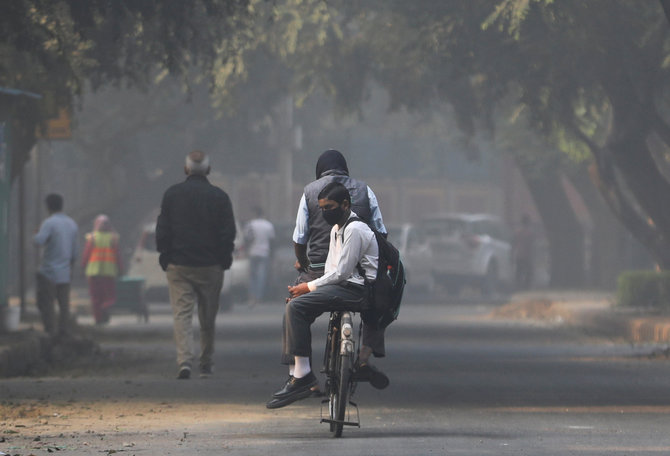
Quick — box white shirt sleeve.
[367,187,387,234]
[292,194,310,244]
[33,219,51,245]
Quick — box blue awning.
[0,87,41,99]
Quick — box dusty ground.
[3,292,664,456]
[491,298,575,323]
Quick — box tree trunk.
[516,160,585,287]
[567,165,628,287]
[595,75,670,269]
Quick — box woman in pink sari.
[81,215,122,324]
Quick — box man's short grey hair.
[185,150,210,175]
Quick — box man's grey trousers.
[281,283,385,364]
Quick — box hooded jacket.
[303,150,371,267]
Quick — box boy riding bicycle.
[267,182,389,409]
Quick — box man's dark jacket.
[156,174,236,270]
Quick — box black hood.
[315,149,349,179]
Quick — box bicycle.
[320,310,360,438]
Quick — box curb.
[495,292,670,345]
[584,312,670,344]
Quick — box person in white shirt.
[267,182,388,409]
[33,193,79,337]
[243,207,275,306]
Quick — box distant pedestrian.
[244,206,275,306]
[33,193,79,338]
[156,150,237,379]
[81,215,122,325]
[512,213,535,290]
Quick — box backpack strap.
[340,216,372,286]
[340,216,365,235]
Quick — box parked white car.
[419,213,513,296]
[126,222,250,310]
[386,223,436,294]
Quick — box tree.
[0,0,254,179]
[281,0,669,283]
[480,0,670,270]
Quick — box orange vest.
[85,231,119,277]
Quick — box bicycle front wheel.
[330,352,352,438]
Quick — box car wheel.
[482,260,499,297]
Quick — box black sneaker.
[177,366,191,380]
[352,362,389,389]
[199,365,213,378]
[266,372,318,409]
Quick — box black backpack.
[343,217,406,330]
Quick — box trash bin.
[115,276,148,322]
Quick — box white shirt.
[244,218,275,258]
[308,212,378,291]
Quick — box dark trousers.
[36,272,71,336]
[281,283,385,364]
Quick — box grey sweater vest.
[304,171,371,267]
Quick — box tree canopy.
[289,0,670,273]
[0,0,253,178]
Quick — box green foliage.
[1,0,254,111]
[482,0,553,39]
[0,0,254,177]
[616,270,670,310]
[208,0,347,113]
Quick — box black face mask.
[322,205,345,226]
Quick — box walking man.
[156,150,237,379]
[33,193,79,338]
[244,206,275,306]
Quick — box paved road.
[2,297,670,455]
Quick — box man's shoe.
[352,362,389,389]
[266,372,318,409]
[272,375,294,398]
[177,366,191,380]
[199,364,213,378]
